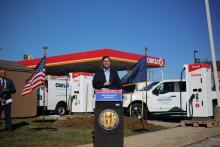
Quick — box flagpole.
[43,46,48,129]
[145,47,148,124]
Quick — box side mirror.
[153,89,159,96]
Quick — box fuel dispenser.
[185,63,213,119]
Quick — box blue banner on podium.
[96,90,122,101]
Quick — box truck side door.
[149,82,177,112]
[176,81,187,111]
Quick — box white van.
[123,79,187,118]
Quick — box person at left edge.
[92,56,122,90]
[0,68,16,132]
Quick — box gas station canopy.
[17,48,165,75]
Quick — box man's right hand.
[0,97,3,103]
[2,88,9,92]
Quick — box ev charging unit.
[185,63,213,119]
[69,72,95,113]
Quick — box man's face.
[0,69,5,77]
[103,58,111,69]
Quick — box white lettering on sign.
[157,96,172,104]
[147,57,164,66]
[55,83,69,88]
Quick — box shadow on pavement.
[31,119,57,123]
[149,113,188,123]
[30,127,58,131]
[132,128,156,133]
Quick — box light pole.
[193,50,200,63]
[194,50,198,63]
[205,0,220,106]
[159,70,164,80]
[43,46,48,56]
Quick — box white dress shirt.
[103,68,110,82]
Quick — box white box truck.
[37,75,71,115]
[37,73,94,115]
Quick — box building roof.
[17,48,165,75]
[0,60,32,72]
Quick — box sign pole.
[42,46,48,129]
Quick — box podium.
[94,90,123,147]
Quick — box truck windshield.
[146,82,159,91]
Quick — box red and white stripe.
[21,71,45,96]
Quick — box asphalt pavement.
[185,134,220,147]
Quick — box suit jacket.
[0,77,16,100]
[92,69,122,90]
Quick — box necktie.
[0,78,4,96]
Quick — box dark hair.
[102,56,111,62]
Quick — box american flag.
[21,56,46,96]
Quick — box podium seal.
[98,109,119,130]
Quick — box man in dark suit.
[0,68,16,132]
[93,56,122,90]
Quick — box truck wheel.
[130,103,146,119]
[55,103,67,116]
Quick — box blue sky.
[0,0,219,80]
